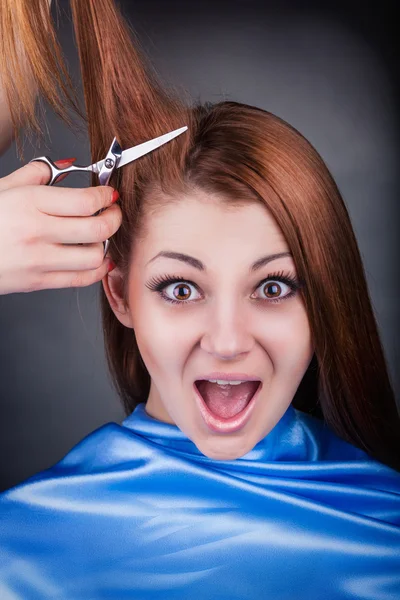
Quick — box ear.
[101,267,134,329]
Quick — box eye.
[162,281,201,304]
[145,275,201,305]
[251,275,297,303]
[145,270,301,306]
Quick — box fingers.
[3,182,120,244]
[29,254,116,292]
[41,202,123,245]
[0,158,76,192]
[34,184,117,217]
[35,241,112,272]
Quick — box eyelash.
[145,270,302,306]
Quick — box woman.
[0,1,399,598]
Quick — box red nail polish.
[108,260,116,272]
[54,157,77,167]
[111,190,120,204]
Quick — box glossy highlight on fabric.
[0,402,399,599]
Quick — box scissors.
[30,126,188,256]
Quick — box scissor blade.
[119,126,188,168]
[92,126,188,173]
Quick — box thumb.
[0,158,76,191]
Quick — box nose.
[200,300,254,360]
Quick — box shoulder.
[292,408,400,488]
[292,408,369,461]
[0,419,150,501]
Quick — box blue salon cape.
[0,403,399,600]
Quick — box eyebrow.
[146,250,292,272]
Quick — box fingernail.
[54,157,77,167]
[111,190,120,204]
[108,260,116,272]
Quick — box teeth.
[206,379,245,385]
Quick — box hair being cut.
[1,0,399,471]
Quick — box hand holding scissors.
[30,126,188,256]
[0,126,187,296]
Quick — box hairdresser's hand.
[0,159,122,295]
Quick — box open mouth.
[195,380,261,419]
[193,379,262,434]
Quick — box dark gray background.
[0,0,398,492]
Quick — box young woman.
[0,1,399,598]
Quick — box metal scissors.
[29,126,188,256]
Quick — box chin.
[195,435,253,461]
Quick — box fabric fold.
[0,402,399,599]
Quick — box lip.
[193,380,262,434]
[195,372,262,382]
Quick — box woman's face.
[104,189,313,460]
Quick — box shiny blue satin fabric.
[0,403,399,599]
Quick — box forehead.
[141,190,289,252]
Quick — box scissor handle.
[29,156,89,186]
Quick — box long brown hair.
[2,0,399,471]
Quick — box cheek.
[259,304,313,371]
[131,299,193,375]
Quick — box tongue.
[196,381,259,419]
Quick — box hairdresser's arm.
[0,85,15,156]
[0,0,52,156]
